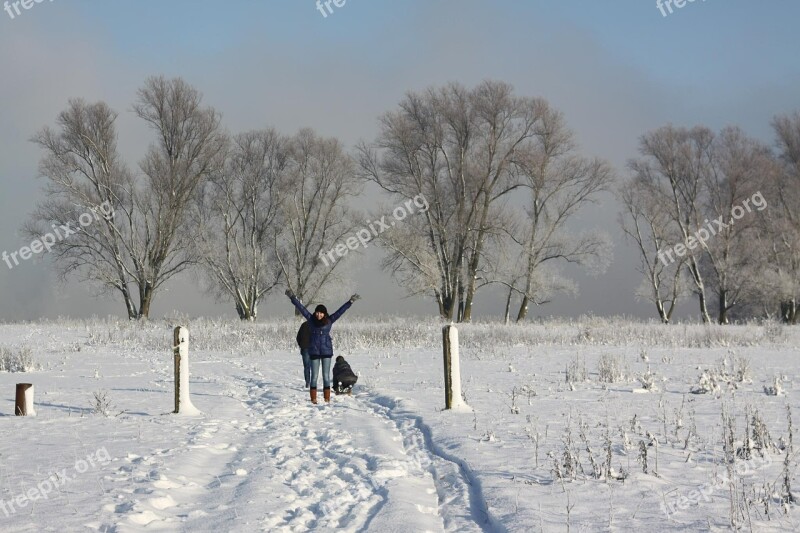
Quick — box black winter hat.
[314,304,328,315]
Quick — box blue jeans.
[300,349,311,387]
[309,357,332,389]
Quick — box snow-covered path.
[82,356,485,532]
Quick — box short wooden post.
[442,324,464,409]
[173,326,200,415]
[15,383,35,416]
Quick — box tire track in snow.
[365,394,507,533]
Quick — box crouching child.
[332,355,358,395]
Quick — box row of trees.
[26,76,799,323]
[27,77,612,322]
[27,78,357,320]
[619,116,800,324]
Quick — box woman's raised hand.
[349,293,361,303]
[285,288,295,299]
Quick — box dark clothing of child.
[296,322,312,388]
[296,321,311,349]
[332,355,358,393]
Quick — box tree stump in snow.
[442,325,464,410]
[15,383,35,416]
[172,326,200,415]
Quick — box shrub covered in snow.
[565,356,588,386]
[637,367,659,391]
[0,346,37,372]
[690,370,722,395]
[764,376,784,396]
[690,355,752,395]
[597,353,628,383]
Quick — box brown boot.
[310,388,318,404]
[323,387,331,403]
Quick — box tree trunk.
[782,299,797,324]
[457,283,465,323]
[462,267,475,322]
[516,247,538,323]
[462,295,473,322]
[236,300,257,321]
[696,290,711,324]
[462,227,486,323]
[516,295,529,323]
[718,290,730,325]
[436,291,446,319]
[503,286,513,325]
[121,284,137,320]
[665,298,676,324]
[656,299,669,324]
[138,283,154,319]
[686,259,711,323]
[439,293,456,321]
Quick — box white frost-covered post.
[442,324,464,409]
[173,326,200,415]
[14,383,35,416]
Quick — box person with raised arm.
[285,289,360,404]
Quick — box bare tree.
[359,81,544,321]
[765,112,800,322]
[701,127,772,324]
[629,126,715,323]
[277,128,358,310]
[28,77,225,319]
[618,175,687,323]
[127,76,226,318]
[194,129,287,320]
[482,200,601,324]
[510,104,614,322]
[27,99,140,317]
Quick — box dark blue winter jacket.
[290,295,352,358]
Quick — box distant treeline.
[25,77,800,324]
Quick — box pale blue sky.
[1,1,798,321]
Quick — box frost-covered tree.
[629,126,715,323]
[194,129,288,320]
[700,127,773,324]
[27,76,225,319]
[27,99,139,317]
[277,129,359,311]
[127,76,226,318]
[760,112,800,322]
[509,103,613,322]
[618,175,687,323]
[359,81,559,321]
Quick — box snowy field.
[0,317,798,532]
